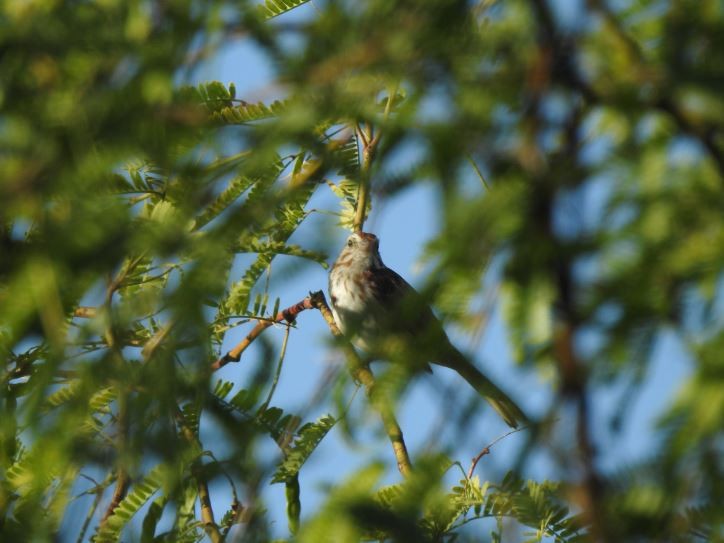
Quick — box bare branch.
[212,296,314,371]
[467,425,531,479]
[99,471,129,526]
[175,408,224,543]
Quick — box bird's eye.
[346,239,354,247]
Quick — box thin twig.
[356,122,369,148]
[467,424,531,479]
[99,270,131,528]
[260,324,291,411]
[141,320,176,360]
[175,408,224,543]
[353,84,396,231]
[198,474,223,543]
[98,392,130,526]
[76,484,105,543]
[465,152,490,189]
[73,306,98,319]
[205,451,242,520]
[107,253,148,298]
[211,297,314,371]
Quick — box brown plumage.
[329,231,527,428]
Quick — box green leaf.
[180,401,201,437]
[141,496,167,543]
[286,474,301,534]
[212,100,287,124]
[473,473,585,542]
[212,379,235,400]
[193,175,259,230]
[95,466,165,543]
[256,405,302,447]
[190,81,235,111]
[211,386,303,449]
[89,386,116,413]
[271,414,336,483]
[236,240,328,268]
[224,165,318,315]
[169,478,202,542]
[334,136,360,181]
[43,381,82,410]
[257,0,312,20]
[326,177,365,230]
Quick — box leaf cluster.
[1,0,723,541]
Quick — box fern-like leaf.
[478,472,586,542]
[224,166,318,315]
[257,0,312,20]
[168,479,202,542]
[236,240,328,268]
[212,100,287,124]
[180,401,202,437]
[374,484,404,508]
[211,388,302,450]
[334,136,360,181]
[95,465,165,543]
[256,405,302,448]
[43,381,82,411]
[190,81,235,112]
[271,414,336,483]
[193,175,260,230]
[89,386,116,413]
[327,177,365,230]
[221,160,284,315]
[141,496,168,543]
[212,379,235,401]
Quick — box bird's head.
[336,231,384,269]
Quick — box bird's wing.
[364,267,428,319]
[364,267,448,346]
[365,269,527,428]
[364,266,413,302]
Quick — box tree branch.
[211,297,314,371]
[353,84,396,231]
[213,289,412,476]
[73,306,98,319]
[176,409,224,543]
[99,470,129,526]
[197,470,223,543]
[521,7,607,535]
[353,126,376,232]
[309,290,412,477]
[99,272,131,529]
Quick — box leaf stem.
[260,324,291,411]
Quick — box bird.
[328,230,527,428]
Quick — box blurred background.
[1,0,722,541]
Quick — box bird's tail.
[437,350,527,428]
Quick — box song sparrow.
[329,231,526,428]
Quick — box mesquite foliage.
[1,0,723,541]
